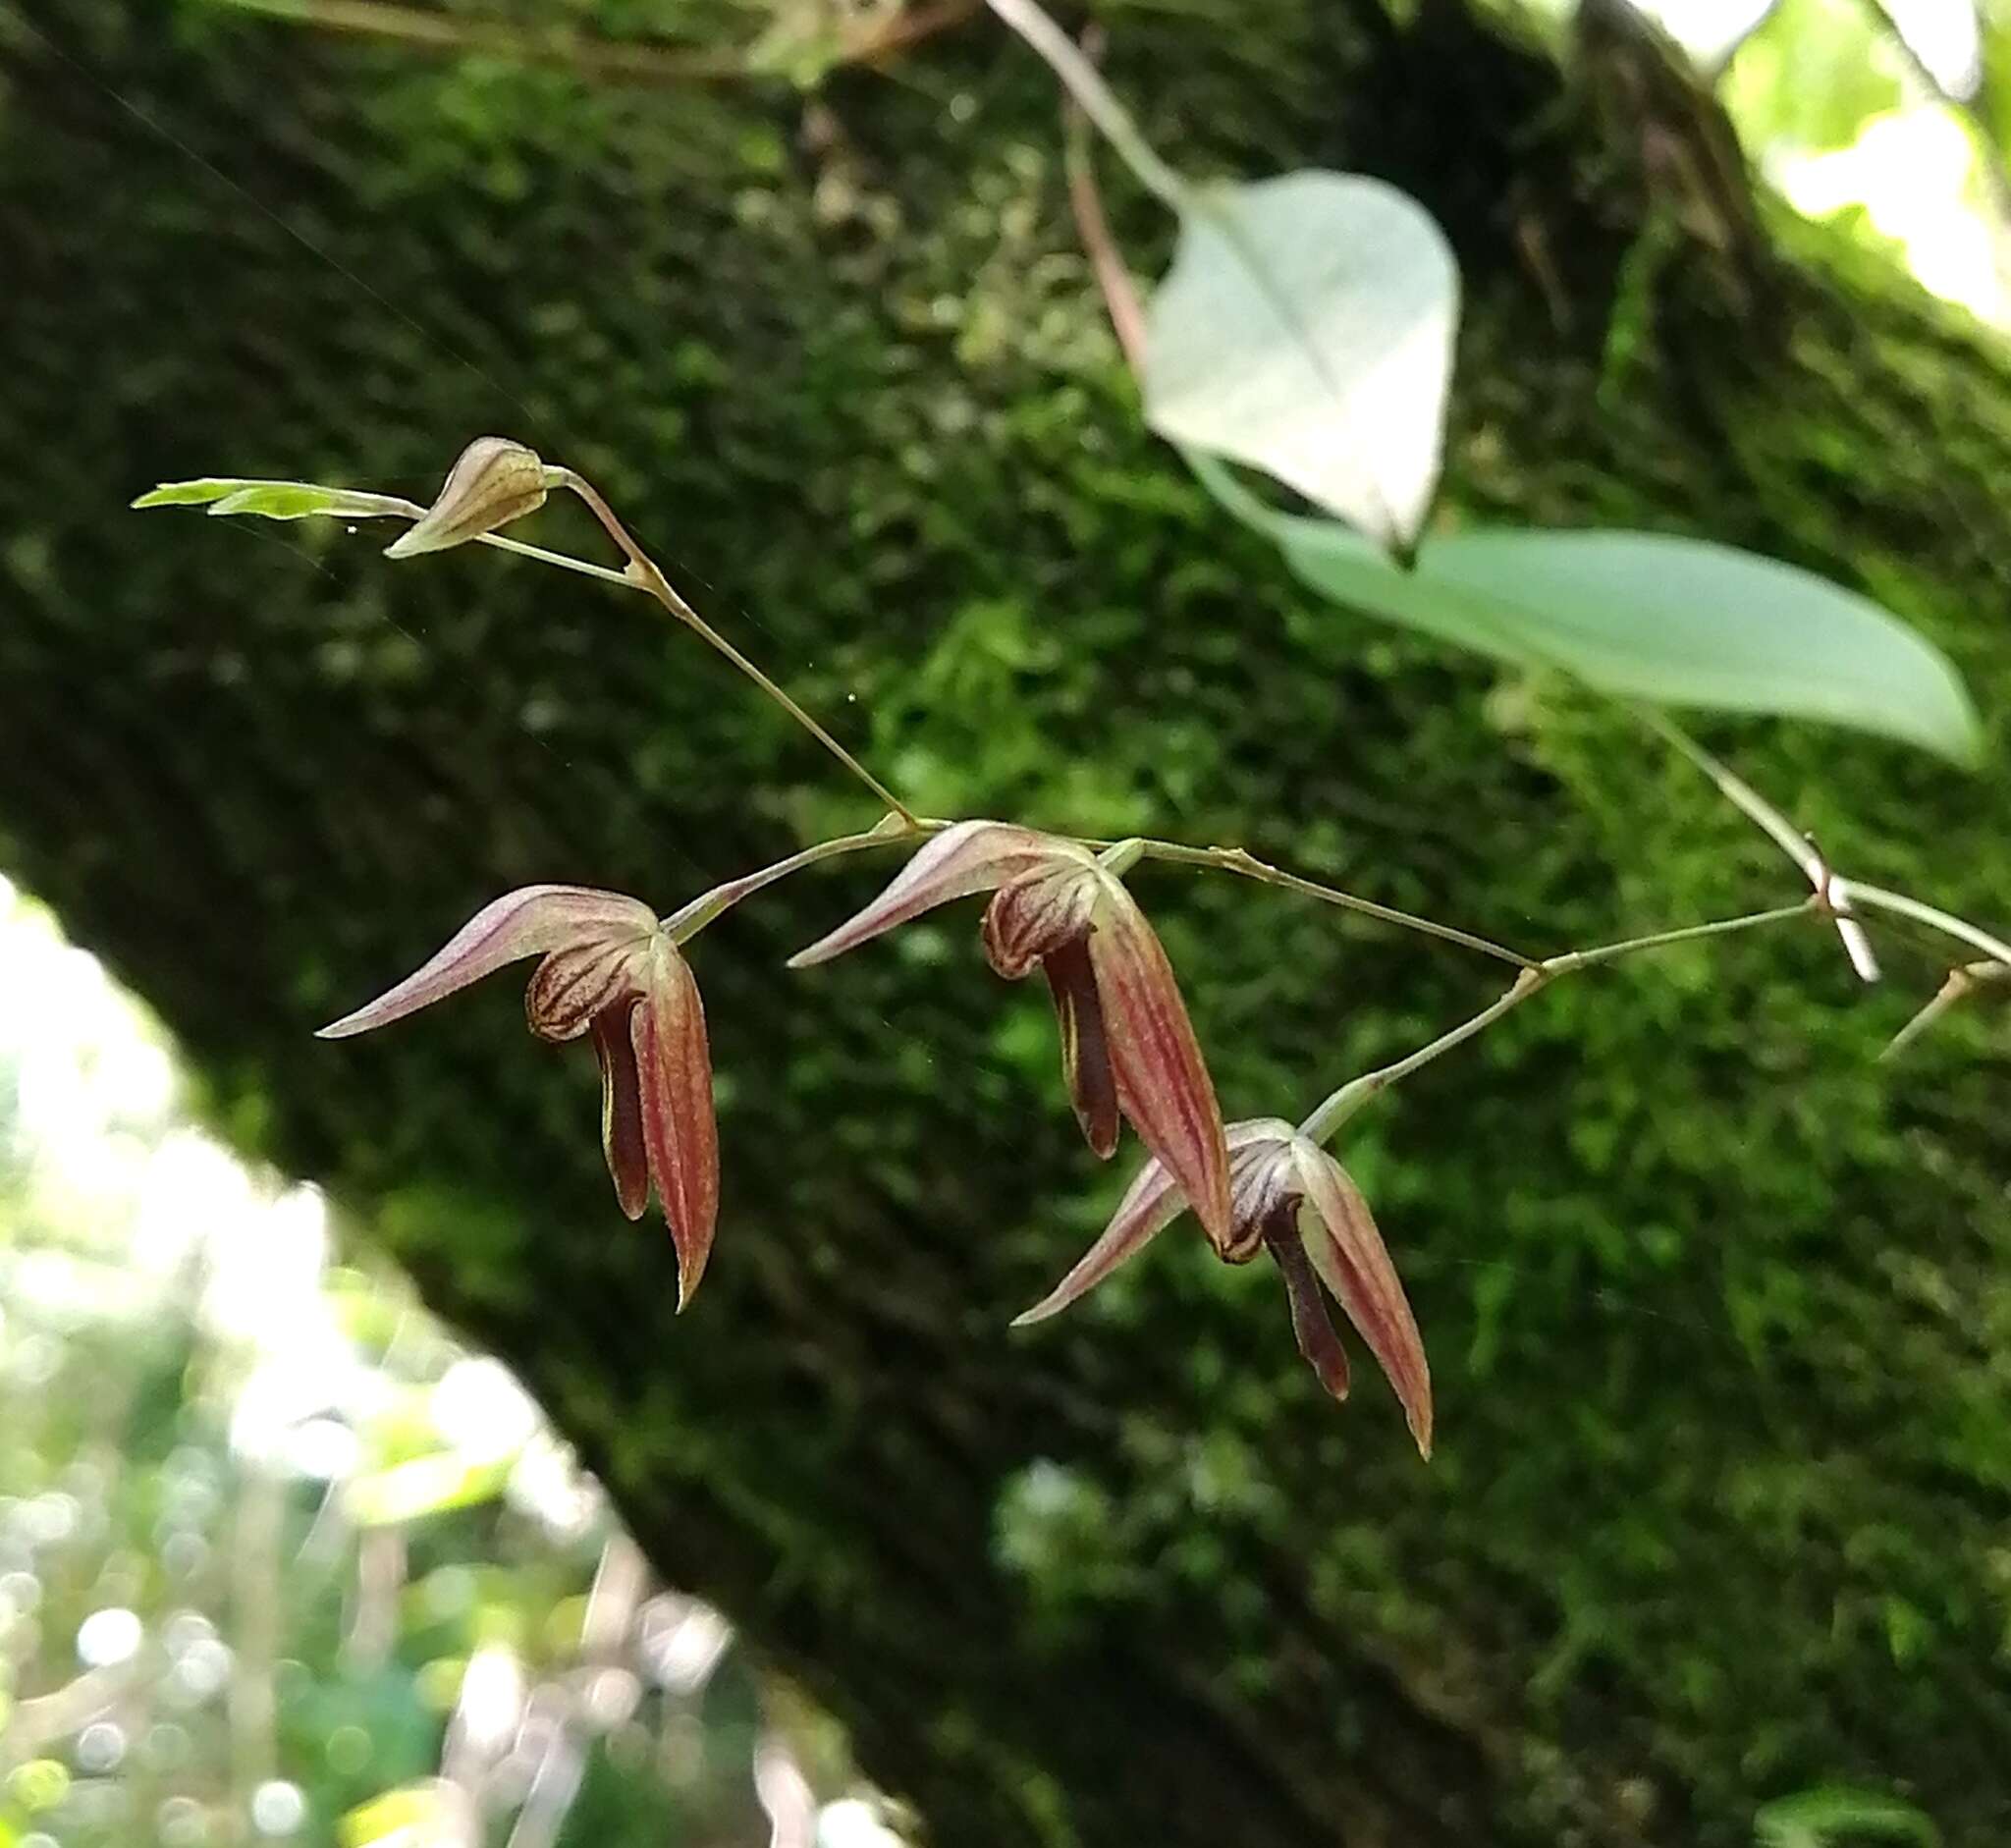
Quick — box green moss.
[4,1,2011,1843]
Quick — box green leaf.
[1144,172,1458,554]
[342,1781,462,1848]
[1259,506,1980,763]
[5,1762,69,1813]
[347,1451,511,1527]
[132,477,265,508]
[1722,0,1905,156]
[1755,1785,1938,1848]
[133,477,413,520]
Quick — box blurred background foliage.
[168,0,2011,328]
[1,0,2010,1844]
[0,877,905,1846]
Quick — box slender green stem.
[1132,839,1537,969]
[550,469,921,829]
[1298,898,1820,1143]
[475,532,633,588]
[981,0,1189,210]
[1299,971,1543,1143]
[1880,964,1996,1061]
[1062,57,1149,374]
[1831,879,2011,971]
[1541,899,1818,974]
[1642,710,1880,982]
[663,814,933,943]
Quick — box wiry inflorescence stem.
[138,403,2011,1458]
[549,468,924,829]
[1130,839,1536,969]
[1297,898,1821,1143]
[384,461,2011,1075]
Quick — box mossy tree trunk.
[4,1,2010,1842]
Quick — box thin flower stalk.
[1830,879,2011,973]
[1645,712,1879,981]
[545,465,920,828]
[1881,962,2002,1060]
[1298,898,1820,1144]
[1129,838,1535,969]
[664,813,933,945]
[1649,714,2011,1018]
[373,439,920,827]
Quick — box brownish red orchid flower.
[788,821,1231,1246]
[318,887,719,1308]
[1016,1117,1433,1455]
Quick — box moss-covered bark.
[4,1,2010,1841]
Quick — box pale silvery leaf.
[1144,172,1458,553]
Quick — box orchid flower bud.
[385,437,553,560]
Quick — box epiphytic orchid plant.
[136,2,2010,1458]
[136,423,2011,1458]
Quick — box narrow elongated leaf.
[132,477,267,508]
[1268,513,1981,764]
[133,476,415,520]
[1144,172,1458,553]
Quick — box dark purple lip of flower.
[593,1003,650,1223]
[316,884,721,1312]
[1262,1208,1352,1400]
[1040,934,1119,1159]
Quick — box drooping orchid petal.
[384,436,551,560]
[787,821,1082,968]
[1263,1217,1352,1401]
[317,887,656,1040]
[1089,894,1231,1247]
[1291,1141,1432,1456]
[593,1005,650,1223]
[633,945,719,1312]
[1041,936,1119,1158]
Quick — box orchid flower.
[789,821,1231,1246]
[1017,1118,1433,1455]
[318,887,719,1308]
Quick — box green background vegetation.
[2,0,2009,1842]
